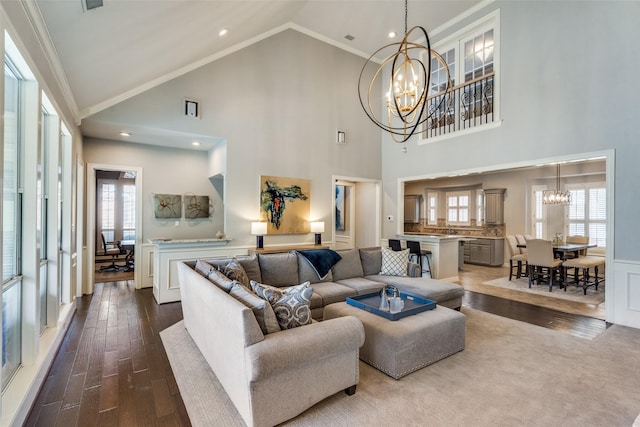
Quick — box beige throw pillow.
[229,283,280,335]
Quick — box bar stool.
[388,239,402,251]
[406,240,432,278]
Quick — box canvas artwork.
[184,194,210,219]
[335,185,345,231]
[260,176,310,234]
[154,194,182,218]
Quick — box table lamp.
[251,222,267,249]
[310,221,325,245]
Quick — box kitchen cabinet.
[484,188,505,224]
[467,238,504,266]
[404,195,421,224]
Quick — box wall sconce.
[251,222,267,249]
[310,221,325,245]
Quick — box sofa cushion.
[229,283,280,334]
[331,248,364,281]
[335,277,385,295]
[218,259,250,288]
[311,282,357,306]
[359,247,382,276]
[237,256,262,283]
[380,247,409,276]
[258,252,299,287]
[250,281,313,330]
[297,252,334,284]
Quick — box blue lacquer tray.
[346,290,436,321]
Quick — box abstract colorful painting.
[154,194,182,218]
[260,176,310,234]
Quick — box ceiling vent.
[84,0,103,11]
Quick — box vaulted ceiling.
[33,0,481,149]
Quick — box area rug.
[482,276,605,305]
[160,308,640,427]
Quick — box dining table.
[517,242,596,260]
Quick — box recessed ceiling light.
[388,31,397,38]
[192,141,201,146]
[218,28,228,37]
[120,132,131,137]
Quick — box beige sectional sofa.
[178,260,365,427]
[236,247,464,320]
[176,247,464,426]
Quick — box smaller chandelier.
[543,163,571,205]
[358,0,452,143]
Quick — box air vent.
[344,34,355,41]
[84,0,103,11]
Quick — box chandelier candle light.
[543,163,571,205]
[358,0,452,143]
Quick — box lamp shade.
[251,222,267,235]
[310,221,325,233]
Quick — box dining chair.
[406,240,432,278]
[515,235,528,254]
[525,238,564,292]
[388,239,402,251]
[565,235,589,257]
[562,255,605,295]
[505,236,527,281]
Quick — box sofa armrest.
[245,316,364,381]
[407,261,421,277]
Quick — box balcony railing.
[421,72,495,140]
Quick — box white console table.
[148,238,242,304]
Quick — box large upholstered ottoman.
[324,302,465,379]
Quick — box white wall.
[85,29,382,247]
[83,138,222,241]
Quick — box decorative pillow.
[194,259,216,277]
[237,256,262,283]
[250,281,313,330]
[331,248,365,281]
[380,246,409,277]
[229,283,280,335]
[359,247,382,276]
[218,259,250,288]
[194,260,234,292]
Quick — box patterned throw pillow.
[380,246,409,276]
[250,281,313,330]
[229,283,280,335]
[218,259,250,288]
[194,259,235,292]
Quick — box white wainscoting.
[139,243,155,289]
[611,259,640,328]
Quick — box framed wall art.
[184,194,210,219]
[260,175,310,234]
[335,185,345,231]
[153,194,182,218]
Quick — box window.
[567,184,606,247]
[122,184,136,240]
[3,56,23,391]
[100,182,116,242]
[446,191,470,226]
[97,173,136,246]
[531,185,545,238]
[421,11,499,140]
[426,192,438,225]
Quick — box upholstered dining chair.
[526,238,564,292]
[565,235,590,258]
[515,234,528,254]
[388,239,402,251]
[505,236,527,281]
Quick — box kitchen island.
[389,234,461,281]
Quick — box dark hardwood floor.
[26,273,607,426]
[25,281,190,427]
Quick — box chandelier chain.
[404,0,408,35]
